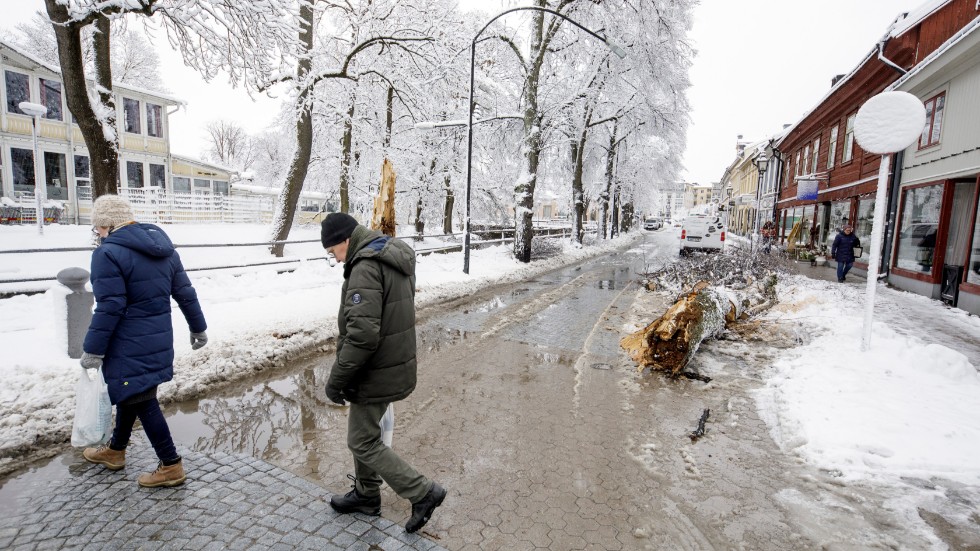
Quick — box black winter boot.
[330,476,381,516]
[405,482,447,533]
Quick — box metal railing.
[0,225,581,288]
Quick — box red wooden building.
[773,0,980,288]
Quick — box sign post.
[853,91,926,351]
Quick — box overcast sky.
[2,0,929,185]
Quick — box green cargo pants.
[348,401,432,503]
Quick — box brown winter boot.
[82,444,126,471]
[137,460,186,488]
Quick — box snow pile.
[756,275,980,484]
[0,223,637,471]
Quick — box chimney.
[831,74,846,87]
[783,123,791,129]
[736,134,746,154]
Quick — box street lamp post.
[19,101,48,235]
[752,151,769,253]
[459,7,625,274]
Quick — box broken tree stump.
[371,158,397,237]
[620,281,741,375]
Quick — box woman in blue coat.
[79,195,208,488]
[831,224,862,283]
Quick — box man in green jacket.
[320,212,447,534]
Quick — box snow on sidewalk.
[756,274,980,486]
[0,222,638,471]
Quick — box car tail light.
[720,231,726,241]
[681,229,686,239]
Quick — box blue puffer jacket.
[83,223,207,405]
[831,231,862,264]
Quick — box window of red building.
[919,92,945,149]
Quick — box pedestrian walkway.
[0,445,446,551]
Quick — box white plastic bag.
[71,368,112,447]
[380,403,394,447]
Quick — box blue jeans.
[109,397,180,465]
[837,260,853,281]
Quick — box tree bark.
[269,1,314,257]
[45,1,119,198]
[339,95,356,214]
[513,3,547,264]
[443,174,454,235]
[570,110,591,245]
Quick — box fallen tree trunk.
[621,281,743,375]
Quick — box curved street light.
[19,101,48,235]
[462,7,626,274]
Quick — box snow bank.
[0,222,637,471]
[756,275,980,485]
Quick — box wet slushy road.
[3,232,976,549]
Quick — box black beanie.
[321,212,359,248]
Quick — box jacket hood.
[345,225,415,277]
[102,223,175,258]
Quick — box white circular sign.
[854,91,927,154]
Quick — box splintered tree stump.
[371,158,397,237]
[621,281,740,375]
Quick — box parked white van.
[679,214,726,254]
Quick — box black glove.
[190,331,208,350]
[325,385,346,406]
[80,352,104,370]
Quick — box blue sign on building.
[797,179,819,201]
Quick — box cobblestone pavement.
[0,445,447,551]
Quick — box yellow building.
[720,141,766,236]
[0,40,231,224]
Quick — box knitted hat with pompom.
[91,195,135,228]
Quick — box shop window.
[5,71,30,115]
[149,164,166,188]
[826,200,851,249]
[194,178,211,194]
[146,103,163,138]
[843,113,856,163]
[123,98,141,134]
[968,188,980,286]
[11,147,35,194]
[126,161,144,188]
[44,152,67,200]
[895,185,943,273]
[919,92,945,149]
[855,197,875,258]
[828,126,838,168]
[172,176,191,193]
[74,155,91,193]
[39,79,63,121]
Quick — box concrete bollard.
[57,267,93,360]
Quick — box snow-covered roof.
[230,182,329,201]
[172,154,236,176]
[887,0,952,39]
[0,39,184,106]
[888,14,980,91]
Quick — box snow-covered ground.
[2,222,979,497]
[0,222,637,468]
[756,274,980,486]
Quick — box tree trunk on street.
[45,2,119,198]
[269,1,314,257]
[620,281,740,376]
[513,4,547,263]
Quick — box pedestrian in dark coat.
[831,224,861,282]
[320,212,446,534]
[80,194,208,488]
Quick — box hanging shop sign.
[797,179,819,201]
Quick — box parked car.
[643,217,662,231]
[680,215,725,254]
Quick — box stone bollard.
[57,267,93,360]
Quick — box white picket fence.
[76,187,276,225]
